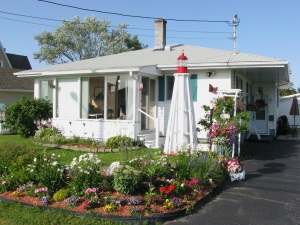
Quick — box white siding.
[158,69,232,139]
[52,119,135,141]
[279,95,300,126]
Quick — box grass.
[0,201,158,225]
[0,134,130,167]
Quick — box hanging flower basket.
[246,98,267,111]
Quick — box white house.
[279,93,300,126]
[14,19,290,147]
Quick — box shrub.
[68,153,104,196]
[32,127,63,144]
[53,189,70,202]
[4,96,52,138]
[113,165,141,194]
[103,135,136,149]
[32,152,66,195]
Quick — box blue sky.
[1,0,300,88]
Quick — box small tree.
[4,97,52,138]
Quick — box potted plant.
[227,158,245,182]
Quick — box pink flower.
[1,181,6,185]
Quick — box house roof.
[0,68,33,91]
[14,44,289,84]
[6,53,32,70]
[280,93,300,100]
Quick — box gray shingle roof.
[15,44,288,76]
[0,68,33,90]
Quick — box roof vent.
[164,45,172,51]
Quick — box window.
[40,80,53,102]
[81,75,134,120]
[158,75,165,101]
[106,75,133,120]
[0,60,3,68]
[190,74,197,102]
[159,74,198,102]
[166,76,174,100]
[84,77,105,119]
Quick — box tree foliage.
[34,16,147,64]
[279,82,298,97]
[4,97,52,138]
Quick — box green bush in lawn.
[125,150,172,183]
[30,151,66,195]
[103,135,136,149]
[113,165,141,194]
[53,189,70,202]
[32,126,64,144]
[0,145,39,188]
[188,152,227,185]
[68,153,104,196]
[4,96,52,138]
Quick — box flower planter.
[230,170,246,182]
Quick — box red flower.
[168,185,176,191]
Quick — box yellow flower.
[105,205,113,213]
[12,190,20,197]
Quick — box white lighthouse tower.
[164,52,198,154]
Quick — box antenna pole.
[232,14,240,54]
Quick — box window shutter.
[190,74,197,102]
[158,75,165,101]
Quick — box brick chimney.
[155,19,167,50]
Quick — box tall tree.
[34,16,146,64]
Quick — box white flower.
[52,161,58,166]
[33,158,36,162]
[30,169,34,173]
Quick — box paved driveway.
[165,139,300,225]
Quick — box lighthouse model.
[164,52,198,154]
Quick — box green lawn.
[0,200,157,225]
[0,134,127,167]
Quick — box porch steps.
[144,137,165,149]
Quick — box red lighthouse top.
[177,52,188,73]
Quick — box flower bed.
[0,144,231,222]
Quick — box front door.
[141,77,156,130]
[249,108,268,134]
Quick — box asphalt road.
[165,138,300,225]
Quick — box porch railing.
[138,108,159,148]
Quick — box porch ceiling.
[234,66,289,87]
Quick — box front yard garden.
[0,133,235,223]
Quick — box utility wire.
[0,10,60,22]
[37,0,231,24]
[0,10,232,35]
[0,16,57,27]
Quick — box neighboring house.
[14,19,290,147]
[279,93,300,126]
[0,41,34,107]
